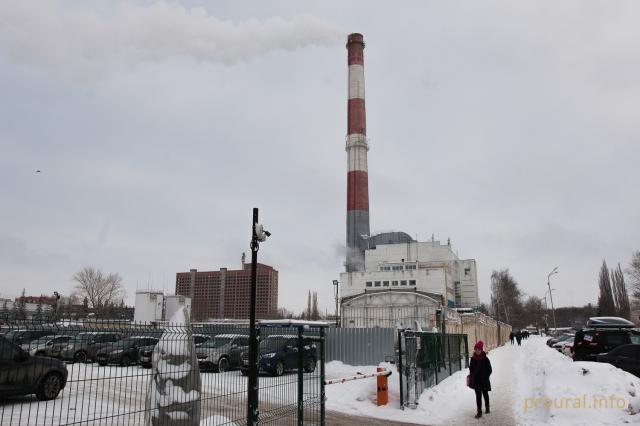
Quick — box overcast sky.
[1,1,639,313]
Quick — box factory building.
[175,262,278,322]
[340,236,479,308]
[340,34,479,327]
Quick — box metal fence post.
[448,336,452,376]
[246,208,261,426]
[397,329,404,409]
[320,327,326,426]
[297,325,304,426]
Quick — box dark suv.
[240,335,317,377]
[196,334,249,372]
[96,336,159,366]
[0,336,68,400]
[573,317,640,361]
[596,344,640,377]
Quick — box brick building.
[175,263,278,322]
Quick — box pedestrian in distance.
[515,331,522,346]
[468,340,492,418]
[509,332,514,345]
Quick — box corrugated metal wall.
[325,327,396,365]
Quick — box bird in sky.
[35,170,41,173]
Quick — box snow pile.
[325,360,469,424]
[515,336,640,425]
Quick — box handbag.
[466,374,473,388]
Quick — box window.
[400,280,407,286]
[374,281,381,287]
[409,280,416,286]
[366,281,372,287]
[392,281,399,286]
[0,339,20,361]
[406,265,416,270]
[380,266,390,271]
[383,281,389,286]
[464,268,471,276]
[392,266,403,271]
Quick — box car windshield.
[201,337,232,349]
[260,337,288,351]
[71,333,96,343]
[32,336,57,345]
[3,330,24,340]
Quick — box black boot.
[475,411,482,419]
[485,404,490,414]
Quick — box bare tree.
[490,269,523,327]
[72,267,124,312]
[627,251,640,304]
[612,263,631,319]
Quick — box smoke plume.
[0,1,344,76]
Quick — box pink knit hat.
[474,341,484,351]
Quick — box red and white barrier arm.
[324,368,392,385]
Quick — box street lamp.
[332,280,339,327]
[547,267,559,333]
[247,208,270,426]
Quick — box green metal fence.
[0,319,325,425]
[397,330,469,409]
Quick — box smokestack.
[345,33,370,272]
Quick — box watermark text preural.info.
[523,395,628,412]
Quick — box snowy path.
[446,341,520,425]
[326,336,640,425]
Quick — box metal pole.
[333,280,339,328]
[247,208,259,426]
[320,327,326,425]
[397,329,404,409]
[547,268,558,333]
[297,325,304,426]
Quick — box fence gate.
[397,330,468,409]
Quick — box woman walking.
[469,340,492,419]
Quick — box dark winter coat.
[469,351,492,391]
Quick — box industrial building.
[175,262,278,322]
[133,290,192,323]
[340,34,479,327]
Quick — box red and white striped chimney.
[346,33,370,272]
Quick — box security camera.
[255,224,271,242]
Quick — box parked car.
[137,333,207,368]
[22,335,73,357]
[551,335,575,356]
[57,332,122,363]
[573,317,640,361]
[4,329,58,346]
[596,344,640,377]
[193,334,212,347]
[0,336,68,400]
[240,335,317,377]
[96,336,159,366]
[196,334,249,372]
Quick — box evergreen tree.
[311,292,319,320]
[306,291,312,320]
[17,289,27,320]
[597,260,616,316]
[612,263,631,319]
[34,303,43,321]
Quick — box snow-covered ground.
[324,336,640,426]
